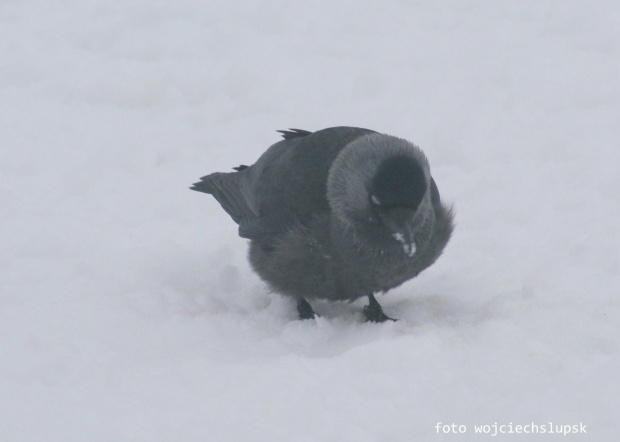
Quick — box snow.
[392,232,416,257]
[1,0,619,440]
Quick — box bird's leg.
[363,293,396,322]
[297,297,317,320]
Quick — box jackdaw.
[191,127,454,322]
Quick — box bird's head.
[327,133,432,257]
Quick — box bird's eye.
[370,195,381,206]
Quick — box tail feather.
[191,172,255,225]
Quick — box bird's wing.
[276,128,313,140]
[243,127,378,239]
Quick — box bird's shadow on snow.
[157,251,502,361]
[174,280,499,361]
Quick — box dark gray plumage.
[191,127,454,322]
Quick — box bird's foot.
[297,298,318,320]
[364,294,397,323]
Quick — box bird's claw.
[297,298,318,320]
[364,294,397,323]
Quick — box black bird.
[191,127,454,322]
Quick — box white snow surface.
[1,1,619,440]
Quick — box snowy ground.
[1,1,619,440]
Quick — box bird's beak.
[380,207,417,257]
